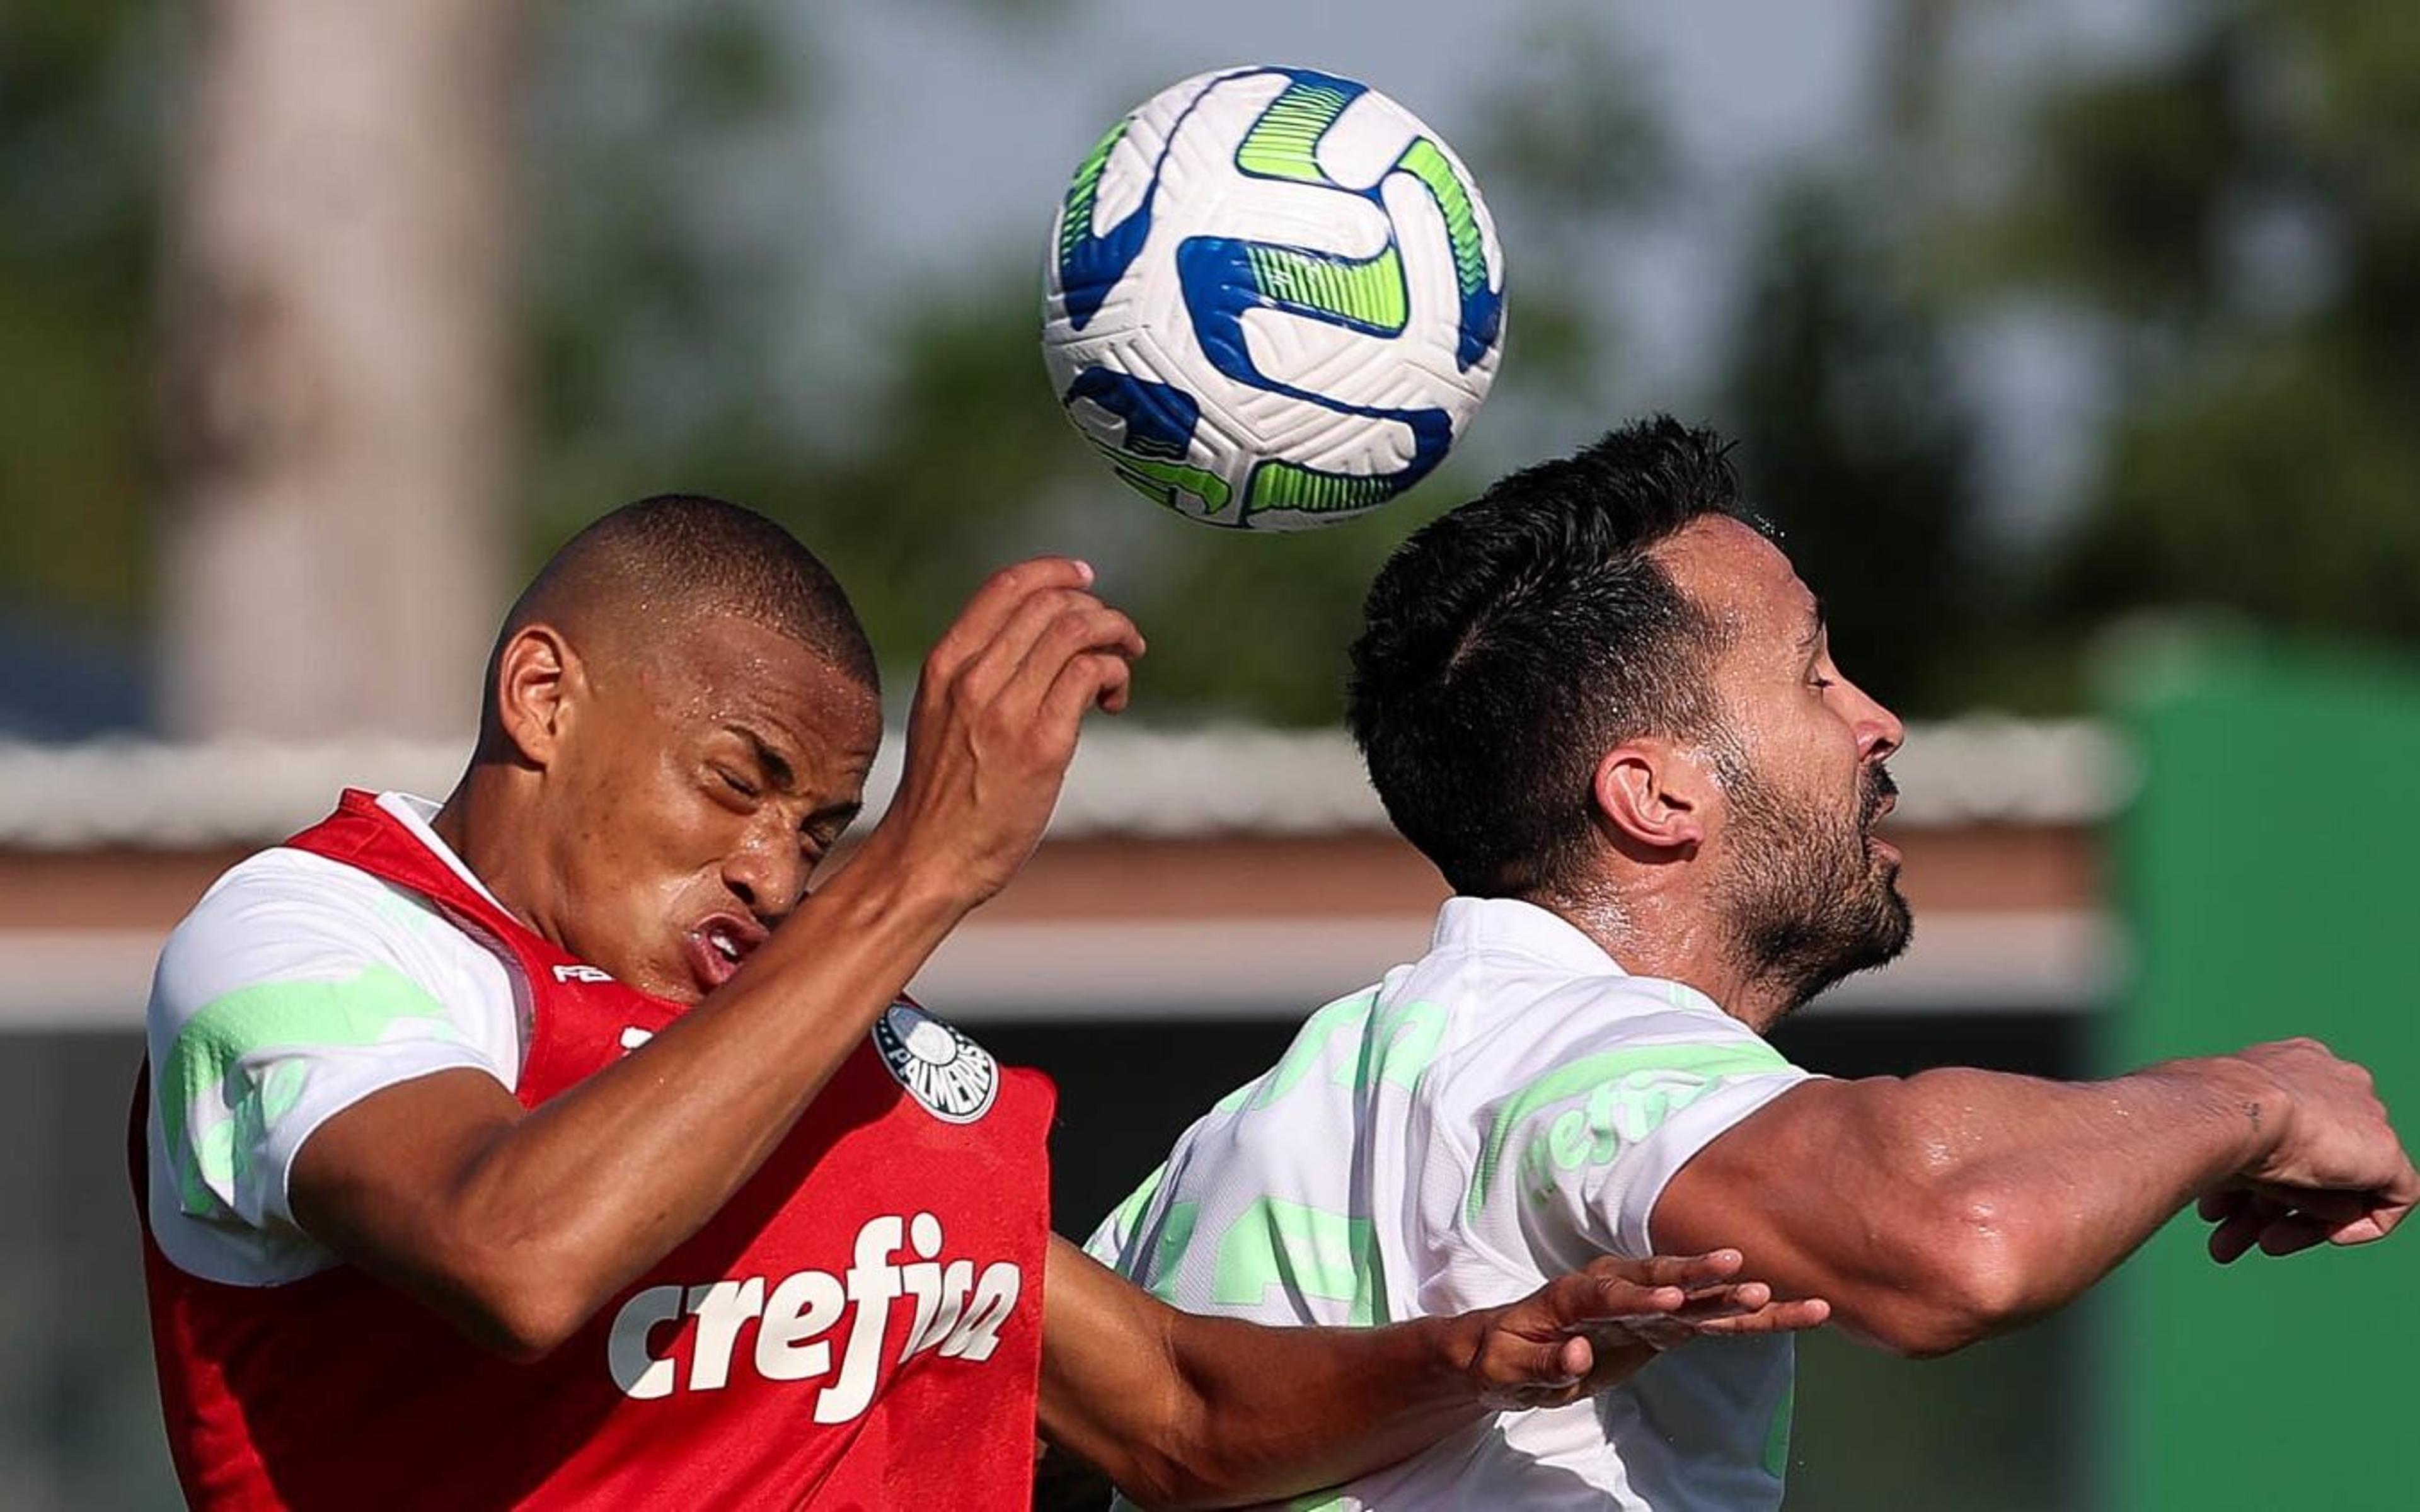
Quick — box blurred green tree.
[1946,4,2420,651]
[1714,178,1993,716]
[0,1,158,633]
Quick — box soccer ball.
[1042,66,1507,531]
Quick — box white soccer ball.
[1042,66,1507,531]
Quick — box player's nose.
[721,838,808,925]
[1845,676,1904,763]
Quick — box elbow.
[1863,1189,2043,1359]
[438,1239,602,1363]
[467,1286,589,1364]
[1102,1433,1242,1511]
[1109,1474,1209,1512]
[1098,1410,1263,1511]
[1100,1455,1221,1512]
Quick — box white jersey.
[143,792,526,1288]
[1086,896,1813,1511]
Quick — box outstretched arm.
[1652,1039,2416,1358]
[1037,1235,1826,1510]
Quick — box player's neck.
[429,765,555,944]
[1531,885,1796,1035]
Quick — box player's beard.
[1709,745,1912,1017]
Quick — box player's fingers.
[1530,1267,1679,1331]
[2387,1159,2420,1216]
[2209,1211,2261,1264]
[2247,1184,2371,1225]
[2198,1188,2249,1224]
[955,588,1112,703]
[1565,1273,1692,1328]
[930,558,1095,674]
[2209,1191,2288,1264]
[1667,1281,1774,1321]
[1686,1298,1832,1337]
[2329,1167,2420,1246]
[1039,652,1137,742]
[2323,1211,2394,1246]
[1555,1334,1592,1382]
[2256,1211,2334,1257]
[1001,604,1145,714]
[1097,656,1134,714]
[1597,1250,1746,1291]
[2324,1194,2409,1245]
[2366,1176,2416,1239]
[1491,1331,1587,1389]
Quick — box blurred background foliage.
[3,0,2417,732]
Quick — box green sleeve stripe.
[161,965,460,1213]
[1467,1041,1790,1220]
[1101,1161,1167,1257]
[1211,1196,1388,1327]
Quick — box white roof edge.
[0,716,2126,851]
[0,908,2112,1030]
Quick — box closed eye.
[713,765,761,801]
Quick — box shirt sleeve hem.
[260,1049,516,1235]
[1625,1072,1819,1256]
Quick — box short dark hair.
[486,495,877,730]
[1347,416,1755,896]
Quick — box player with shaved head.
[134,495,1821,1510]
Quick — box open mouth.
[683,914,766,993]
[1864,767,1899,827]
[1864,773,1901,864]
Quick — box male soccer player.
[1088,417,2418,1509]
[135,496,1821,1510]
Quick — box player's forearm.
[1037,1240,1492,1509]
[1910,1057,2285,1318]
[1093,1311,1484,1510]
[1720,1058,2282,1354]
[435,831,971,1346]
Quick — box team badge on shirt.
[873,1002,999,1124]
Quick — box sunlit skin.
[1688,515,1902,873]
[1555,520,2414,1361]
[432,614,881,1005]
[278,554,1829,1510]
[1558,513,1906,1033]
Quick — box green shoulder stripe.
[1466,1041,1789,1221]
[161,965,461,1213]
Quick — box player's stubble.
[1710,745,1912,1016]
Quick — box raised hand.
[1465,1251,1829,1410]
[2203,1038,2418,1262]
[875,558,1145,908]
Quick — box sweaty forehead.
[1652,515,1814,646]
[638,614,881,766]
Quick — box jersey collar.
[375,791,514,915]
[1431,895,1627,977]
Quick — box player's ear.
[1591,739,1707,855]
[492,623,583,769]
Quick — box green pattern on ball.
[1090,441,1234,520]
[1235,79,1357,182]
[1058,118,1131,265]
[1242,243,1409,332]
[1393,137,1489,301]
[1245,460,1402,517]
